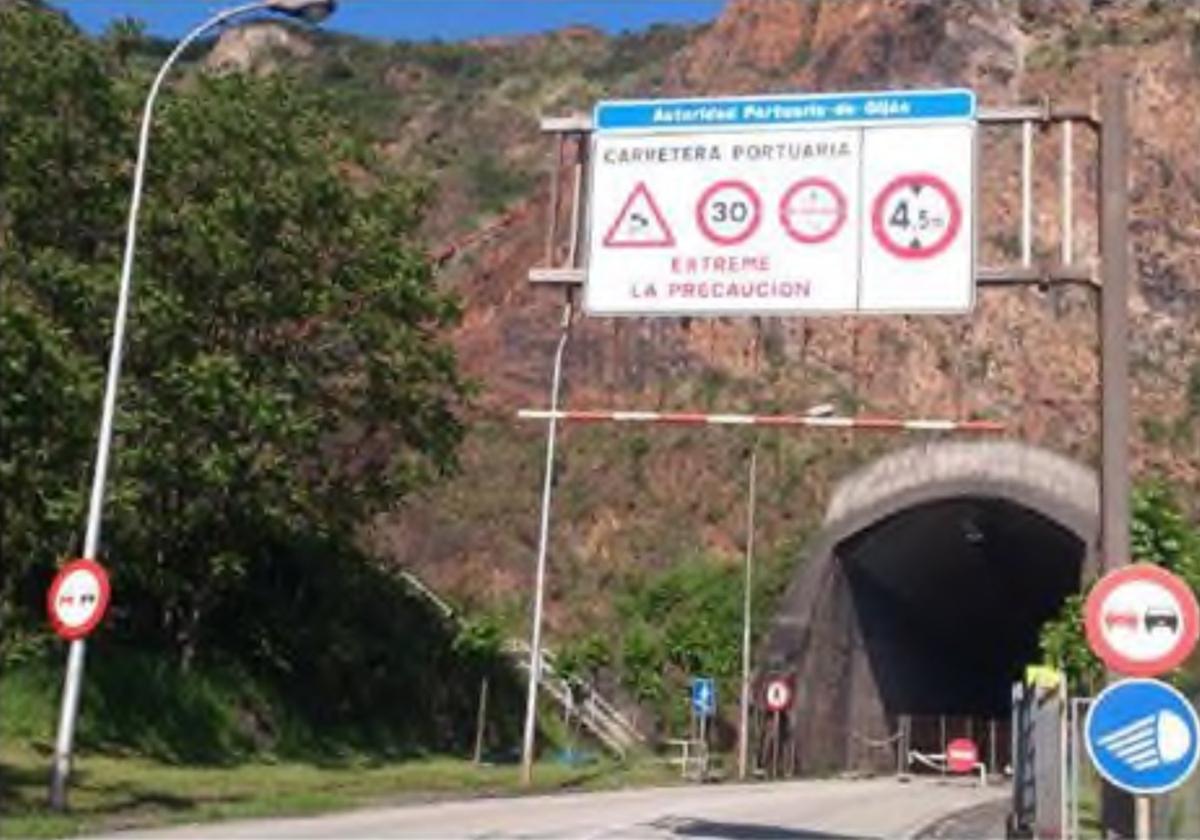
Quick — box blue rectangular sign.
[595,89,975,133]
[691,677,716,717]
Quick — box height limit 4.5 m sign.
[585,89,976,317]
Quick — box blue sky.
[54,1,725,41]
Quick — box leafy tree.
[100,16,147,67]
[1130,482,1200,586]
[620,623,665,719]
[555,632,610,701]
[1,2,126,650]
[1,3,467,679]
[1038,594,1103,694]
[606,550,791,735]
[453,615,505,675]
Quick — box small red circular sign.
[764,677,793,713]
[946,738,979,773]
[871,172,962,260]
[47,558,111,641]
[779,177,847,245]
[1084,563,1199,677]
[696,180,762,246]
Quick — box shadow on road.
[659,817,866,838]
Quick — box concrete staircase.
[400,571,645,758]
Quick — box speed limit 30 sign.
[696,180,761,246]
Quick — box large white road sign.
[585,89,975,317]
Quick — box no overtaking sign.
[585,89,976,317]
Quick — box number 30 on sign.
[696,180,761,246]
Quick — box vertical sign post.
[519,300,573,786]
[1098,69,1136,840]
[737,447,758,781]
[763,675,794,779]
[691,676,716,779]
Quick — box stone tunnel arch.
[762,441,1098,774]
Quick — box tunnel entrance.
[841,496,1085,719]
[762,442,1098,775]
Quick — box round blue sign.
[1085,678,1200,795]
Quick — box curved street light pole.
[49,0,336,811]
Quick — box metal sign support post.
[519,298,573,786]
[978,71,1131,840]
[1099,72,1137,840]
[940,716,947,777]
[772,710,782,778]
[473,676,489,765]
[1069,697,1093,840]
[519,121,587,786]
[690,703,697,777]
[1099,73,1131,585]
[737,446,758,781]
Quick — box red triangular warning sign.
[602,182,675,248]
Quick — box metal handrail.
[399,572,645,755]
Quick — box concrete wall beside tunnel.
[761,441,1098,775]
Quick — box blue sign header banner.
[595,89,976,133]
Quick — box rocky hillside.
[212,2,1200,644]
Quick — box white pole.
[1060,681,1069,840]
[1021,118,1033,268]
[520,301,573,786]
[1135,796,1151,840]
[47,2,272,811]
[1061,119,1073,265]
[1075,700,1084,840]
[737,447,757,780]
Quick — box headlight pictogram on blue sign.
[1085,678,1200,795]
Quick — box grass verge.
[0,743,677,838]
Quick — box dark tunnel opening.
[838,496,1084,719]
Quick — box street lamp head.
[267,0,337,23]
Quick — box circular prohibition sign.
[1084,563,1200,677]
[695,180,762,246]
[871,172,962,260]
[764,678,794,713]
[779,177,847,245]
[47,557,112,641]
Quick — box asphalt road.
[101,776,1009,839]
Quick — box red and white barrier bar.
[517,409,1004,433]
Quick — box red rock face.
[370,0,1200,627]
[666,0,819,90]
[668,0,1026,98]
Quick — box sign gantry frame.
[519,78,1131,840]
